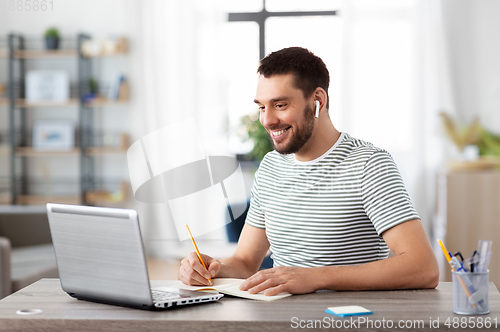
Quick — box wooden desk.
[0,279,499,332]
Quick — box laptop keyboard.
[152,290,182,301]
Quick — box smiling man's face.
[254,74,316,155]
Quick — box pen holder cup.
[452,270,489,315]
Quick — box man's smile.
[270,127,291,140]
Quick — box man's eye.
[276,104,285,109]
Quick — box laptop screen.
[47,203,153,306]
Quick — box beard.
[267,104,315,155]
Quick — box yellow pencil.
[438,239,453,263]
[185,224,213,285]
[438,239,474,305]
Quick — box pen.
[185,224,213,286]
[437,239,476,306]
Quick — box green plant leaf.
[44,28,60,38]
[240,111,273,161]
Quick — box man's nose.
[259,108,278,128]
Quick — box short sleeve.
[361,151,420,235]
[244,168,266,229]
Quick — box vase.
[45,37,59,50]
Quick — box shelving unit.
[15,147,80,157]
[4,33,129,206]
[0,39,9,204]
[15,99,79,108]
[14,49,78,59]
[0,145,9,156]
[85,98,128,107]
[12,98,124,108]
[16,195,81,205]
[86,147,127,155]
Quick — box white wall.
[0,0,133,36]
[443,0,500,132]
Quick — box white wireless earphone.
[315,100,320,118]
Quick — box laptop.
[46,203,223,310]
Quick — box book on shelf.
[108,74,128,101]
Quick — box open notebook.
[156,278,291,302]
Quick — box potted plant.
[44,28,60,50]
[89,78,98,95]
[226,112,273,245]
[440,112,500,170]
[239,111,273,162]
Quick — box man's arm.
[179,223,269,285]
[240,219,439,295]
[217,223,270,278]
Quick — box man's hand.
[179,252,221,286]
[239,266,319,296]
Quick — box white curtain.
[417,0,458,279]
[339,0,456,257]
[126,0,229,257]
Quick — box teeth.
[272,129,286,136]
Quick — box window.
[221,0,342,154]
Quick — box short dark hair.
[257,47,330,109]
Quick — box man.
[179,47,439,295]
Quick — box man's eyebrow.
[254,97,290,104]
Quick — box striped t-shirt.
[245,132,419,267]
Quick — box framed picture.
[26,70,70,102]
[32,120,75,151]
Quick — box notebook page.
[155,278,291,301]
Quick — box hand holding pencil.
[179,224,220,286]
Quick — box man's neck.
[295,117,341,162]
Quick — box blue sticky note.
[325,305,373,317]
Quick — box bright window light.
[348,17,415,152]
[219,0,263,12]
[218,22,260,154]
[266,16,342,122]
[266,0,341,12]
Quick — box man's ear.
[313,88,328,116]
